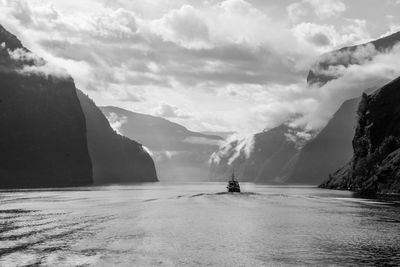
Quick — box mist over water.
[1,183,400,266]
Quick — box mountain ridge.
[77,92,158,184]
[307,31,400,86]
[0,24,93,188]
[320,77,400,195]
[100,106,222,181]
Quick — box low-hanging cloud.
[1,46,70,78]
[287,0,347,21]
[154,103,191,119]
[105,112,127,135]
[290,43,400,130]
[0,0,399,137]
[209,133,255,165]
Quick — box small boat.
[227,172,240,193]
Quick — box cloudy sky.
[1,0,400,135]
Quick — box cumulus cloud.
[154,103,191,119]
[288,0,346,21]
[1,0,398,137]
[292,20,370,52]
[150,5,210,49]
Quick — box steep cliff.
[0,25,92,188]
[321,77,400,195]
[100,106,222,181]
[209,124,300,183]
[308,31,400,86]
[289,97,359,184]
[77,91,157,184]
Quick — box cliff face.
[288,98,359,184]
[0,25,92,188]
[307,31,400,86]
[77,91,157,184]
[100,106,222,181]
[321,77,400,195]
[209,124,300,183]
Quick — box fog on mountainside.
[307,31,400,86]
[210,30,400,185]
[287,98,359,184]
[209,124,302,183]
[101,106,223,181]
[0,25,93,188]
[77,91,158,184]
[0,24,157,188]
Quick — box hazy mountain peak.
[100,106,222,181]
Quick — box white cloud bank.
[0,0,399,137]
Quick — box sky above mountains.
[1,0,400,135]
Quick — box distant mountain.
[201,131,235,140]
[287,30,397,185]
[321,77,400,195]
[77,91,157,184]
[209,124,301,183]
[308,31,400,86]
[288,97,360,184]
[100,106,223,181]
[0,25,92,188]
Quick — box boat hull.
[227,187,241,193]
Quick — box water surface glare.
[1,183,400,266]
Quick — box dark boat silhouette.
[227,173,240,192]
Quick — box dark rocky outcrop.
[100,106,222,181]
[308,31,400,86]
[288,97,359,184]
[209,124,301,183]
[77,91,157,184]
[0,25,92,188]
[321,77,400,195]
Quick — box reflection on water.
[1,183,400,266]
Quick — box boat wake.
[190,192,261,198]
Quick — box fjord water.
[1,183,399,266]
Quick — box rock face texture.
[307,31,400,86]
[288,98,360,184]
[0,25,92,188]
[77,91,158,184]
[321,77,400,195]
[100,106,222,181]
[287,30,396,185]
[209,124,300,183]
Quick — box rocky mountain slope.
[0,25,92,188]
[210,31,400,185]
[288,31,398,185]
[321,77,400,195]
[288,98,360,184]
[100,106,222,181]
[307,31,400,86]
[77,91,157,184]
[209,124,301,183]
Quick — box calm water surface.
[0,183,400,266]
